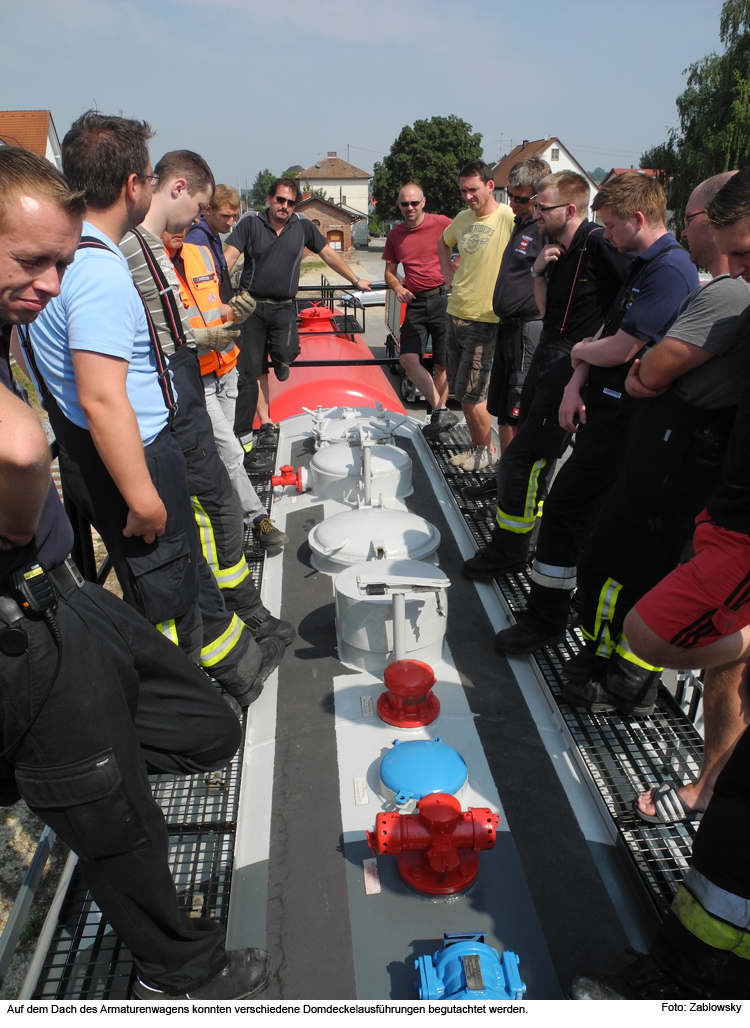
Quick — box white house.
[296,153,371,217]
[491,138,599,219]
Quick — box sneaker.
[462,547,526,580]
[422,409,459,440]
[234,636,285,708]
[133,948,272,1000]
[448,447,475,467]
[253,516,289,549]
[458,446,497,473]
[246,607,296,647]
[493,617,566,655]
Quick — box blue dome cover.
[380,738,468,807]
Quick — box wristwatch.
[353,278,361,289]
[530,267,543,278]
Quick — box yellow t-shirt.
[443,204,515,323]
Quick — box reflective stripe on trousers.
[496,459,546,535]
[530,559,577,590]
[673,867,750,960]
[200,611,244,668]
[192,496,251,590]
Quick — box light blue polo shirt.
[29,222,173,446]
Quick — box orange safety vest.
[173,242,239,378]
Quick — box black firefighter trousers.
[0,569,241,993]
[577,394,738,680]
[489,335,574,564]
[523,383,635,632]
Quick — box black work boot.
[245,607,296,646]
[606,653,660,716]
[494,612,566,654]
[561,641,610,684]
[568,954,694,1001]
[462,477,496,499]
[234,637,285,708]
[463,546,527,580]
[133,948,273,1000]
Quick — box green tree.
[641,0,750,223]
[299,182,330,202]
[587,167,607,184]
[250,168,277,210]
[372,115,483,220]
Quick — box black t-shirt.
[0,325,73,591]
[493,217,545,322]
[225,210,326,300]
[542,220,632,342]
[707,308,750,534]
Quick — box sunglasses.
[508,193,535,204]
[273,196,296,207]
[533,202,569,213]
[399,200,422,208]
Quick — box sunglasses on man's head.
[273,196,296,207]
[399,200,422,208]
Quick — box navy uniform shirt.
[543,220,632,342]
[0,325,73,591]
[184,216,233,304]
[492,216,545,322]
[225,210,326,301]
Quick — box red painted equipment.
[262,308,405,425]
[271,464,306,493]
[377,659,440,728]
[366,793,499,895]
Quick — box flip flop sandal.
[634,782,704,825]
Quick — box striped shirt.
[120,226,196,358]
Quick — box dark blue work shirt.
[610,231,700,344]
[184,216,233,303]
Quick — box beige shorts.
[445,314,497,404]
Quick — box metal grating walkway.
[426,424,704,917]
[31,429,279,999]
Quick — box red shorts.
[636,512,750,649]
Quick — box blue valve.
[415,933,526,1001]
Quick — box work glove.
[192,324,241,352]
[228,290,257,323]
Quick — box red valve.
[271,464,305,492]
[377,659,440,728]
[366,793,499,895]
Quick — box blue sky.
[1,0,726,189]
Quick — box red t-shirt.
[382,212,453,294]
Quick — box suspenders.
[126,229,190,350]
[22,235,177,418]
[560,226,602,337]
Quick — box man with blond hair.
[185,183,240,302]
[463,170,630,580]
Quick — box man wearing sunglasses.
[383,183,456,439]
[224,178,372,459]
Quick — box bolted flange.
[377,659,440,728]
